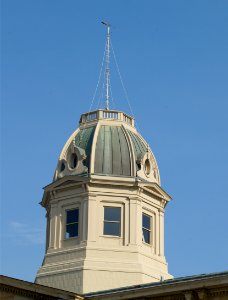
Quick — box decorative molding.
[0,284,58,300]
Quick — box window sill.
[101,234,122,239]
[64,236,79,241]
[142,241,153,247]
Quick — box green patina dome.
[54,110,160,184]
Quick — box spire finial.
[102,21,111,110]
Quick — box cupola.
[36,22,172,294]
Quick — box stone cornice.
[41,175,171,208]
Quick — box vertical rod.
[105,24,110,110]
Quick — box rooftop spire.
[102,21,111,110]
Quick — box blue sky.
[1,0,228,281]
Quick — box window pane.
[143,214,151,230]
[66,223,78,238]
[104,222,120,236]
[104,207,121,222]
[143,228,150,244]
[66,209,79,224]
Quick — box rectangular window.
[65,209,79,239]
[103,207,121,236]
[142,213,151,244]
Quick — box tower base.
[36,245,172,294]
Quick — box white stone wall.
[36,176,172,293]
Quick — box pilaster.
[87,195,97,242]
[82,196,88,242]
[49,202,58,249]
[158,208,165,257]
[129,196,142,246]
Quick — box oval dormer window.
[69,153,78,170]
[144,159,151,176]
[60,162,65,172]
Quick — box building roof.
[84,271,228,299]
[0,275,82,300]
[1,271,228,300]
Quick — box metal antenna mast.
[102,21,111,110]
